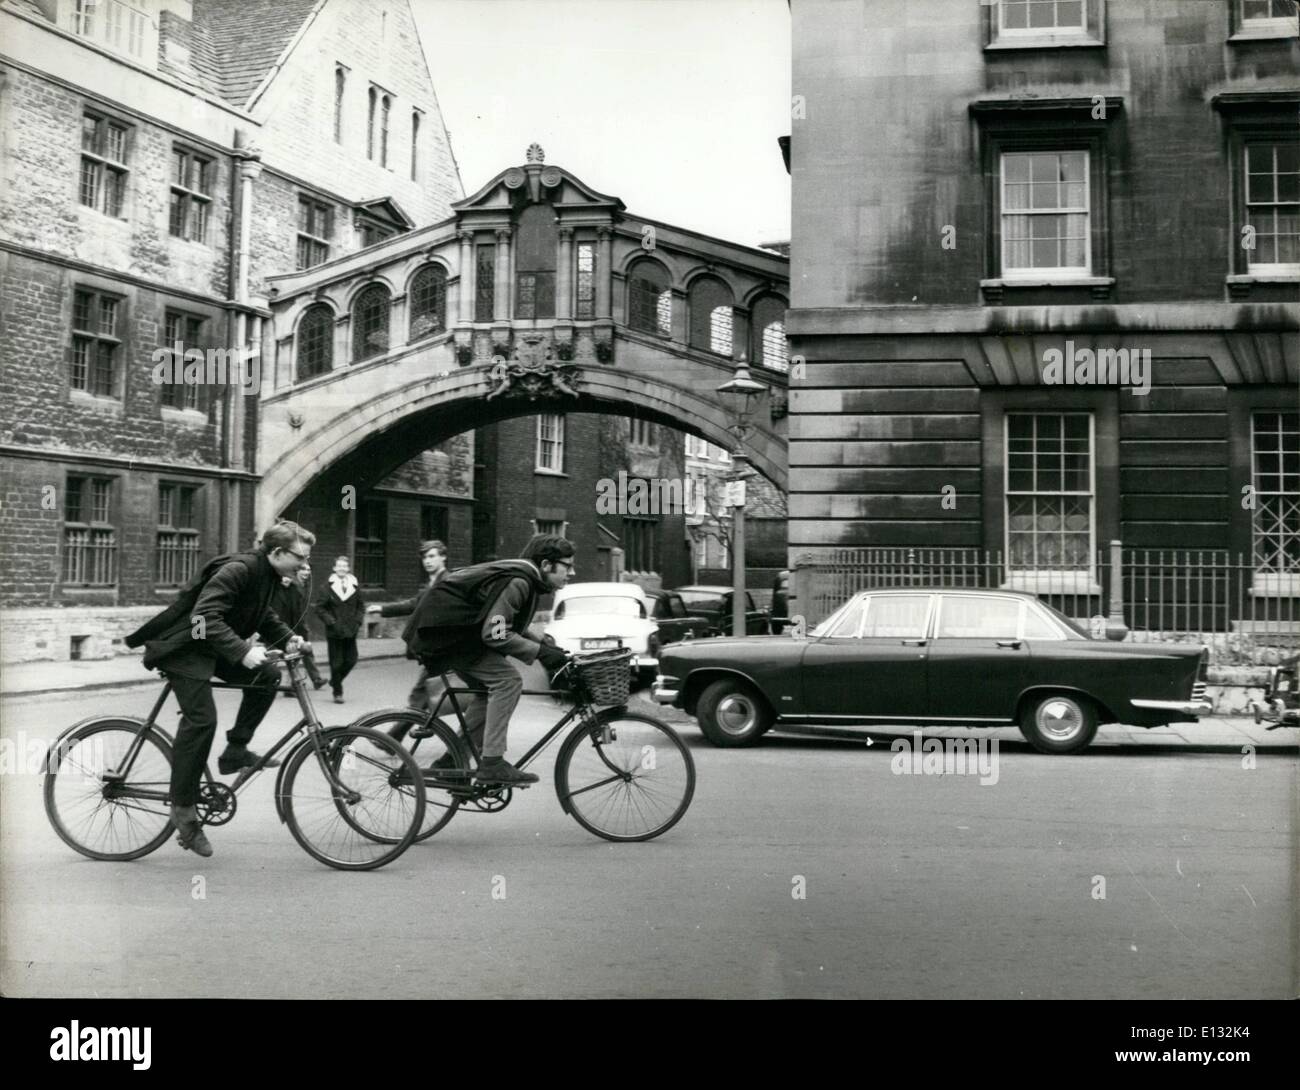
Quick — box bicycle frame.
[76,652,368,820]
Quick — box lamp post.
[717,357,765,638]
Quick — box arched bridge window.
[627,260,672,338]
[297,303,334,382]
[352,284,391,362]
[409,265,447,341]
[750,295,788,372]
[688,276,735,357]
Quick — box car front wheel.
[696,679,773,747]
[1019,693,1098,755]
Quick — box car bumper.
[1130,698,1213,717]
[652,675,681,704]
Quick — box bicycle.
[349,647,695,843]
[43,649,427,871]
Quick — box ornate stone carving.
[504,168,526,189]
[485,333,581,401]
[526,143,545,163]
[541,166,561,188]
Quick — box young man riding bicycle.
[403,534,576,785]
[124,520,316,857]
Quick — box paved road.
[2,659,1294,999]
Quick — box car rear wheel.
[1019,693,1098,755]
[697,679,773,747]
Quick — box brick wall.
[0,605,158,664]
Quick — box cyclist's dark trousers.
[168,661,280,806]
[326,637,359,695]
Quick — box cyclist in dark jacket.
[403,535,574,785]
[124,520,315,857]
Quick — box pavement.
[1,638,1294,751]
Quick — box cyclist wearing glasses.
[403,534,575,785]
[124,520,316,856]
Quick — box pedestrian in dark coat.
[315,556,367,703]
[123,520,316,857]
[272,563,327,691]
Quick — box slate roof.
[195,0,322,108]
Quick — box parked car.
[673,585,770,636]
[1250,652,1300,728]
[543,582,660,686]
[653,587,1211,755]
[644,589,718,643]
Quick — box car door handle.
[996,639,1022,649]
[901,638,927,647]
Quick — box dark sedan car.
[673,585,770,637]
[652,588,1211,755]
[644,589,718,643]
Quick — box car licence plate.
[581,638,619,650]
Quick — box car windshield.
[556,596,645,619]
[677,591,725,610]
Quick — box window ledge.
[534,468,569,478]
[69,389,123,415]
[985,35,1105,51]
[1227,26,1300,42]
[160,406,208,426]
[1227,272,1300,283]
[981,276,1115,303]
[1002,572,1102,596]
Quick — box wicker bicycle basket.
[572,648,634,705]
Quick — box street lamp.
[716,357,765,638]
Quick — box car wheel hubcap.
[716,694,756,736]
[1038,699,1082,740]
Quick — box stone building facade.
[787,0,1299,618]
[0,0,460,661]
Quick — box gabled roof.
[152,0,322,108]
[355,197,416,230]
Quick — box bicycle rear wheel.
[279,727,425,870]
[44,718,175,861]
[346,708,466,842]
[555,710,695,842]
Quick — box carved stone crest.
[486,333,581,401]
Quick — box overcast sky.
[413,0,792,248]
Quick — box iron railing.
[792,544,1300,665]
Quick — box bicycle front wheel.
[279,727,425,870]
[44,718,175,861]
[555,710,695,842]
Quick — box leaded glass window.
[1006,413,1093,570]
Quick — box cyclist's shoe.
[410,717,454,740]
[426,750,470,781]
[474,756,539,785]
[217,745,279,775]
[170,805,213,858]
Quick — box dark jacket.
[272,578,314,640]
[406,559,550,665]
[380,570,444,660]
[124,549,295,679]
[315,575,367,639]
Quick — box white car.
[544,582,661,686]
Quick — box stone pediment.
[453,147,625,213]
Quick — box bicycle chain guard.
[195,782,237,826]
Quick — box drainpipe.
[225,129,263,549]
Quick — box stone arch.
[686,274,737,356]
[256,367,786,529]
[624,256,673,339]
